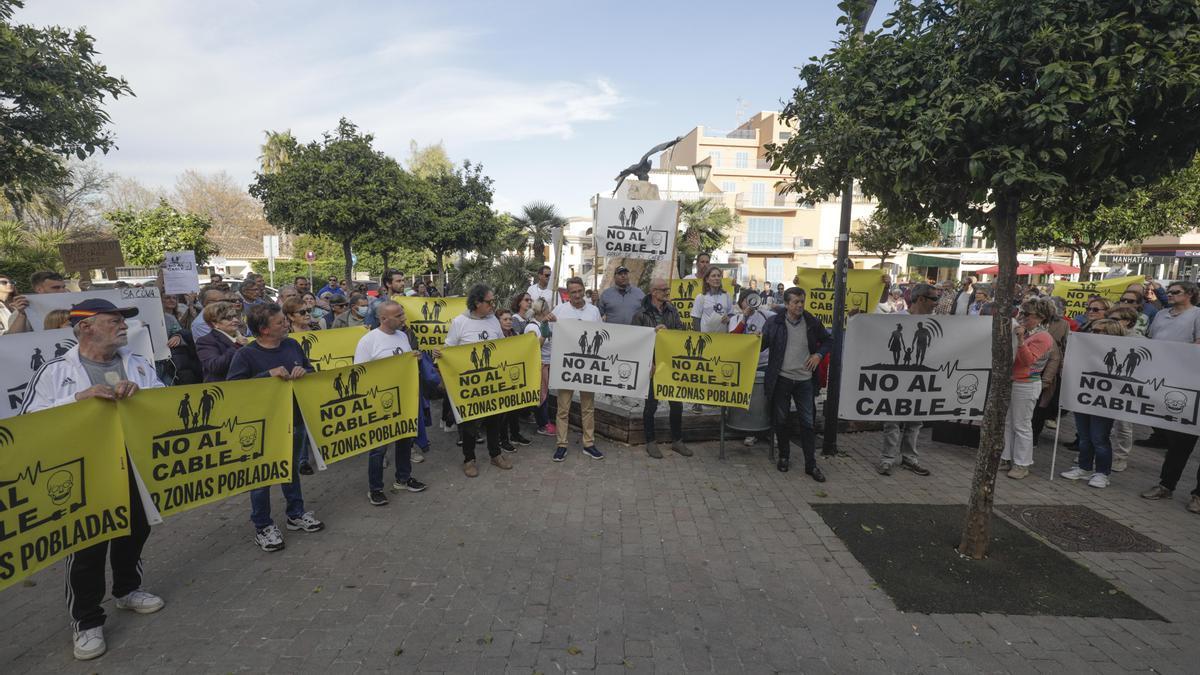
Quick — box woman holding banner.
[442,284,513,477]
[524,298,556,437]
[1060,319,1127,488]
[1000,299,1055,479]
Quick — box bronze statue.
[612,136,683,196]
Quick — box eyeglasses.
[1119,298,1138,304]
[481,297,495,304]
[1086,306,1105,312]
[293,309,311,315]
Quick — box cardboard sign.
[162,250,200,295]
[839,315,993,421]
[0,400,131,591]
[0,321,154,419]
[24,289,170,360]
[1061,332,1200,434]
[549,320,655,397]
[1051,276,1144,318]
[796,267,885,327]
[119,378,294,519]
[437,332,541,422]
[594,198,678,261]
[651,331,759,408]
[57,239,124,276]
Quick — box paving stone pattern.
[3,413,1200,673]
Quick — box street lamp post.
[684,162,712,276]
[822,0,877,456]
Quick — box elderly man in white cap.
[22,298,165,661]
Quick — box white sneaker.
[255,524,285,552]
[1060,466,1090,480]
[1045,419,1058,429]
[411,447,425,463]
[743,436,757,447]
[1111,459,1128,472]
[1088,473,1110,489]
[73,626,106,660]
[440,421,452,432]
[115,589,164,614]
[286,511,325,532]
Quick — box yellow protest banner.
[669,278,735,323]
[294,355,420,465]
[118,379,294,518]
[651,331,759,409]
[437,332,541,422]
[395,296,467,352]
[292,326,367,371]
[796,267,885,326]
[1052,275,1144,317]
[0,400,131,592]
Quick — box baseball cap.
[69,298,138,326]
[615,265,630,274]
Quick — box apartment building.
[654,111,876,286]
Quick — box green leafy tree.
[768,0,1200,558]
[448,252,539,301]
[106,199,219,266]
[851,208,940,268]
[250,119,415,284]
[399,161,499,289]
[1022,156,1200,276]
[677,199,737,276]
[0,0,132,203]
[510,201,566,266]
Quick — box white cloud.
[14,1,624,190]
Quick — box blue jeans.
[415,402,430,450]
[771,375,816,468]
[368,438,414,491]
[249,424,306,529]
[1074,412,1114,475]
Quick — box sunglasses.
[1167,289,1184,296]
[1119,298,1138,304]
[293,309,311,315]
[1086,306,1105,312]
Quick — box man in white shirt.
[528,265,556,308]
[354,301,429,505]
[442,284,513,477]
[552,276,605,461]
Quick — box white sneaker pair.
[74,590,165,660]
[1060,466,1109,488]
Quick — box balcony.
[735,193,805,210]
[732,236,795,253]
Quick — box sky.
[17,0,897,218]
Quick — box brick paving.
[3,412,1200,673]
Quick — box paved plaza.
[3,416,1200,674]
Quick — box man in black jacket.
[761,287,829,480]
[632,279,692,459]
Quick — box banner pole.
[1049,406,1063,480]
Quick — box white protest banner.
[839,314,993,421]
[0,320,154,419]
[548,320,655,397]
[594,198,678,262]
[24,288,169,360]
[1061,332,1200,434]
[162,250,199,294]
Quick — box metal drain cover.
[1001,504,1171,553]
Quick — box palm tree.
[510,201,566,266]
[258,130,297,175]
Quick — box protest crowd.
[1,249,1199,662]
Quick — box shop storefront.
[1096,253,1177,281]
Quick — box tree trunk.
[958,197,1019,560]
[1078,246,1101,279]
[534,232,545,267]
[342,238,354,288]
[381,251,390,272]
[433,248,447,295]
